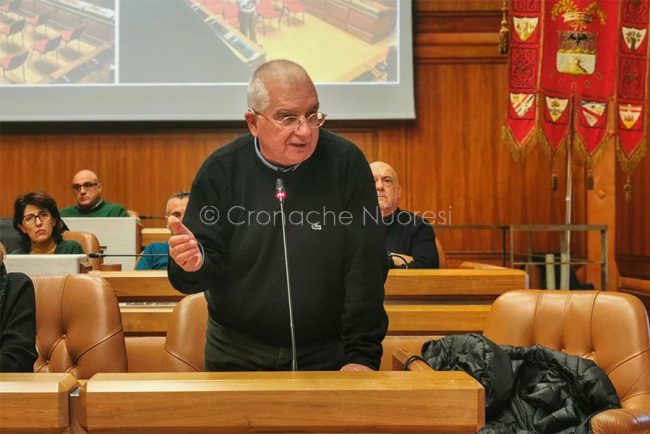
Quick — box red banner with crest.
[617,0,649,174]
[504,0,542,159]
[504,0,649,176]
[539,0,618,160]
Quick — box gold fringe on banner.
[536,127,568,159]
[533,125,568,190]
[616,137,648,174]
[499,0,509,54]
[573,135,608,191]
[573,132,609,166]
[502,125,537,162]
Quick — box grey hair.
[247,59,314,112]
[169,191,190,200]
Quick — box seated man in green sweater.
[60,170,129,217]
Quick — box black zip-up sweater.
[169,129,389,369]
[0,271,37,373]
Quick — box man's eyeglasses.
[72,182,99,192]
[250,109,327,131]
[22,210,52,227]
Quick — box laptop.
[4,254,87,276]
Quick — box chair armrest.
[392,349,430,371]
[591,408,650,434]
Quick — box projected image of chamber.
[0,0,115,85]
[0,0,413,120]
[119,0,398,84]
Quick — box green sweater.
[60,200,129,217]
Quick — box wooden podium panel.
[0,373,77,433]
[385,269,527,299]
[82,371,484,433]
[90,270,181,301]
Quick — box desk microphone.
[276,178,297,371]
[88,252,168,259]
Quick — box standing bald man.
[370,161,439,269]
[60,170,129,217]
[167,59,388,372]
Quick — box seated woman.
[0,242,37,372]
[11,191,84,254]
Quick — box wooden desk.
[141,227,171,248]
[103,269,512,335]
[119,303,492,336]
[90,270,181,301]
[97,268,527,303]
[0,373,77,433]
[386,269,526,301]
[82,371,484,433]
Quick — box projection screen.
[0,0,414,121]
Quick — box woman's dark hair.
[12,191,65,250]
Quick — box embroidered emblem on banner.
[619,103,643,130]
[514,16,540,41]
[622,26,647,52]
[552,0,606,76]
[546,96,569,122]
[581,101,606,127]
[510,93,536,118]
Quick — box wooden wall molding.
[0,1,647,281]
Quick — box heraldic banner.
[617,0,649,175]
[504,0,649,175]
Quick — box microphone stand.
[276,178,297,371]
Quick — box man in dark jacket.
[0,242,37,372]
[370,161,439,269]
[168,59,388,372]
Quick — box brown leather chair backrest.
[484,290,650,411]
[435,238,446,269]
[62,230,101,269]
[32,274,127,379]
[161,292,208,372]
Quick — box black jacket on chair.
[421,334,620,434]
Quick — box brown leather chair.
[161,292,208,372]
[162,293,428,372]
[32,274,127,379]
[484,290,650,434]
[435,238,446,269]
[62,230,101,269]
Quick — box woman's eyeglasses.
[22,210,52,226]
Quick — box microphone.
[276,178,297,371]
[88,252,168,259]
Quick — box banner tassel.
[551,151,558,191]
[625,175,632,202]
[499,0,509,54]
[586,162,594,190]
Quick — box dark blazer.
[0,271,37,372]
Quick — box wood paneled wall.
[0,1,647,280]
